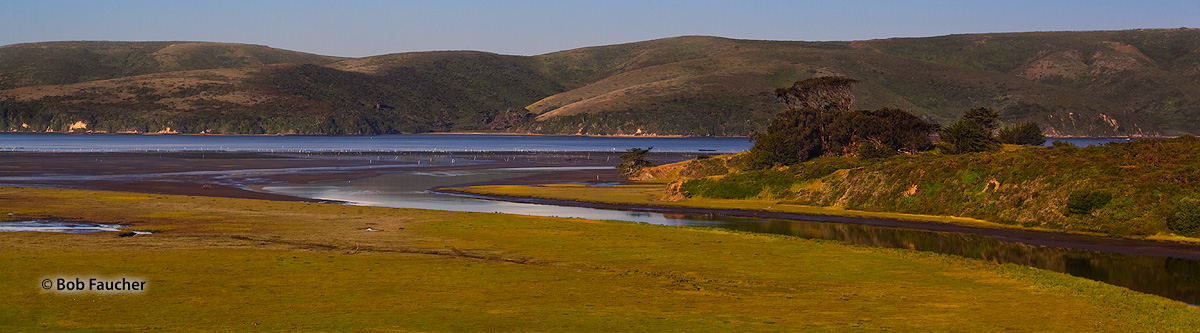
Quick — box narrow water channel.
[258,167,1200,305]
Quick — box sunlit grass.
[0,186,1196,330]
[452,183,1002,227]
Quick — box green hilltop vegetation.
[669,136,1200,239]
[3,29,1200,135]
[651,77,1200,239]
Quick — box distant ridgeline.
[3,29,1200,136]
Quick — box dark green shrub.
[680,169,796,199]
[961,107,999,134]
[1051,140,1076,148]
[679,178,763,199]
[997,122,1046,146]
[744,107,823,169]
[938,119,1000,154]
[1167,199,1200,235]
[1064,190,1113,216]
[823,108,938,156]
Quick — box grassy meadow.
[1,186,1198,330]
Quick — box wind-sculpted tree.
[938,118,1000,154]
[748,77,937,168]
[774,76,859,112]
[617,147,654,177]
[961,107,999,135]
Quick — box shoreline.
[431,187,1200,260]
[0,151,649,203]
[0,131,739,138]
[5,150,1198,260]
[0,131,1173,140]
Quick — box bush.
[997,122,1046,146]
[680,178,764,199]
[1167,198,1200,235]
[680,168,797,199]
[961,107,999,134]
[938,119,999,154]
[1064,190,1113,216]
[744,107,823,169]
[1051,140,1076,148]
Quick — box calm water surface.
[0,133,751,153]
[1043,137,1134,147]
[0,220,149,234]
[0,133,1133,152]
[259,167,1200,305]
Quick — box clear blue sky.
[2,0,1197,57]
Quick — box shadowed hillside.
[0,41,342,90]
[3,30,1200,135]
[0,52,562,134]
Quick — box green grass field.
[2,186,1198,331]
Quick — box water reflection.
[0,220,148,234]
[259,168,1200,305]
[0,133,752,153]
[691,216,1200,304]
[258,169,720,225]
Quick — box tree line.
[746,77,1046,169]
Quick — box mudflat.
[0,151,645,201]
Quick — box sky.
[2,0,1198,57]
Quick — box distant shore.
[0,130,743,138]
[3,130,1181,140]
[0,150,674,201]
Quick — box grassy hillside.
[0,41,341,90]
[0,51,563,134]
[523,33,1192,136]
[864,29,1200,136]
[3,30,1200,135]
[677,137,1200,238]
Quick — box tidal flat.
[1,186,1198,330]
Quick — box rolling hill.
[0,41,341,90]
[2,29,1200,136]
